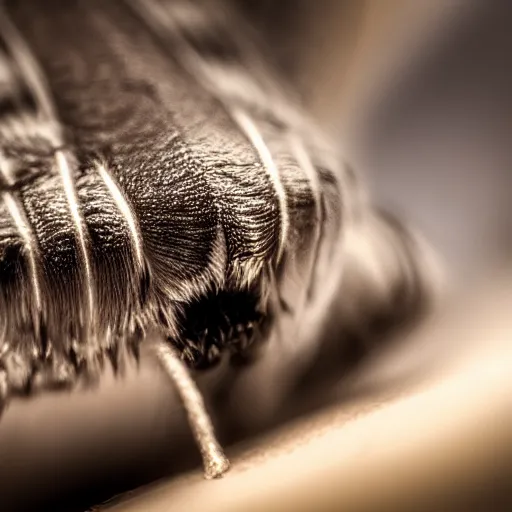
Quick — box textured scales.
[0,0,348,398]
[0,0,436,439]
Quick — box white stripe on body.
[97,162,144,268]
[55,150,95,334]
[0,151,43,315]
[229,107,289,263]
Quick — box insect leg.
[152,339,230,479]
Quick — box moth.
[0,0,435,480]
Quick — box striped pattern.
[0,152,42,316]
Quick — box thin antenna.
[152,338,230,479]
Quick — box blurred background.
[257,0,512,281]
[0,1,511,510]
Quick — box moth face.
[0,0,347,388]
